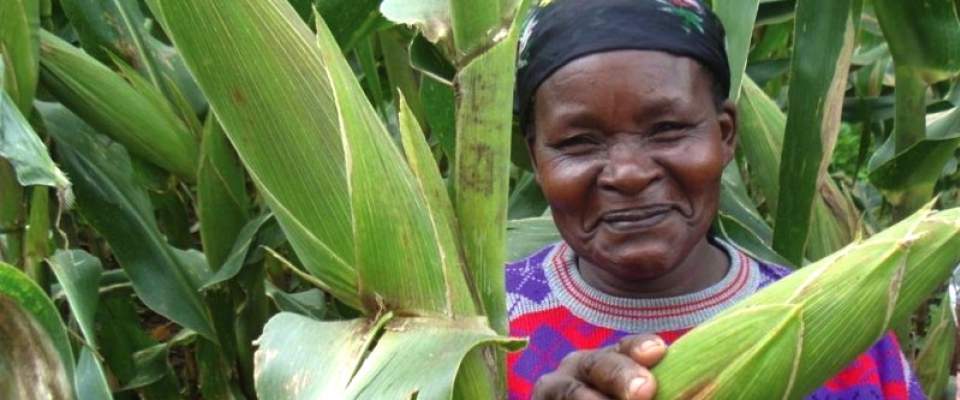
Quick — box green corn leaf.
[40,102,217,341]
[0,87,70,191]
[265,281,327,319]
[47,249,102,345]
[869,107,960,211]
[397,93,468,297]
[315,0,385,51]
[915,294,957,399]
[156,0,478,318]
[315,11,475,316]
[254,312,523,399]
[202,212,273,289]
[655,205,960,399]
[716,160,797,266]
[197,114,250,272]
[380,0,453,51]
[76,348,113,400]
[47,249,113,400]
[0,0,38,113]
[154,0,358,308]
[0,261,73,399]
[739,75,860,260]
[58,0,164,90]
[38,30,198,180]
[508,171,548,220]
[873,0,960,84]
[95,290,181,397]
[380,28,427,130]
[772,0,858,264]
[712,0,761,101]
[419,75,457,160]
[506,216,562,262]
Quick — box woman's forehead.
[535,51,713,115]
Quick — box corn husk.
[654,205,960,399]
[38,30,198,180]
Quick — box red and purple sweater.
[506,239,926,399]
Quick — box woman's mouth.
[599,205,674,232]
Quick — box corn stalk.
[872,0,960,220]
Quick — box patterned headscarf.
[515,0,730,132]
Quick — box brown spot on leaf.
[459,143,495,196]
[232,88,247,105]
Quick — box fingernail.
[640,338,664,351]
[629,376,648,395]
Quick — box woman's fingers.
[530,334,667,400]
[616,334,667,367]
[571,348,657,400]
[532,371,610,400]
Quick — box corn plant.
[1,0,960,399]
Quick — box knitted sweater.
[506,239,926,399]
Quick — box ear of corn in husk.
[654,205,960,399]
[38,30,198,181]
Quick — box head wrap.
[515,0,730,132]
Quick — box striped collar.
[542,238,763,332]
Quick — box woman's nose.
[597,143,661,195]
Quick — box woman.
[506,0,925,399]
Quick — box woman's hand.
[531,334,667,400]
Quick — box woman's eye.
[555,135,599,150]
[650,121,690,141]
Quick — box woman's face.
[530,50,736,287]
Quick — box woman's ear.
[717,99,738,165]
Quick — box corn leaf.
[253,312,388,399]
[508,172,548,220]
[317,11,478,316]
[40,102,217,341]
[915,294,957,399]
[380,0,452,46]
[202,213,273,289]
[506,216,562,262]
[154,0,358,308]
[0,87,70,191]
[58,0,163,90]
[156,0,478,317]
[739,76,859,260]
[47,250,101,345]
[95,290,181,397]
[772,0,857,264]
[197,114,250,272]
[655,205,960,398]
[0,0,38,112]
[869,108,960,207]
[315,0,384,51]
[38,30,198,180]
[0,261,73,399]
[47,249,113,400]
[712,0,761,101]
[76,348,113,400]
[873,0,960,83]
[254,312,523,399]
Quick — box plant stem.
[0,160,25,267]
[449,0,502,57]
[892,65,930,220]
[22,186,50,288]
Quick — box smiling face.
[529,50,737,296]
